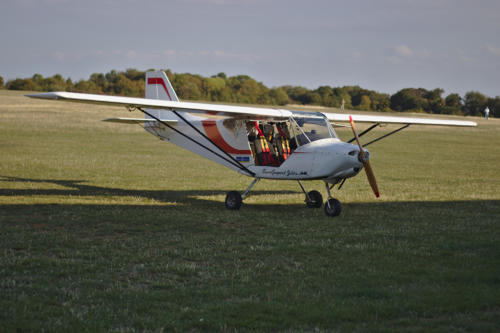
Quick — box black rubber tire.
[306,190,323,208]
[225,191,242,210]
[324,198,342,217]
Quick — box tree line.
[1,69,496,117]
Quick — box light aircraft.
[27,71,477,217]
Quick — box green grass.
[1,89,499,332]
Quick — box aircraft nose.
[347,144,370,164]
[325,142,364,179]
[359,149,370,163]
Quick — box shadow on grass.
[0,174,300,204]
[1,175,499,221]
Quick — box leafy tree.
[114,75,141,96]
[445,93,461,108]
[174,73,203,100]
[369,92,391,111]
[238,78,260,104]
[486,97,499,118]
[164,69,174,81]
[357,95,371,111]
[345,86,364,107]
[45,74,67,91]
[203,77,226,101]
[286,86,310,104]
[270,87,289,105]
[422,88,443,101]
[74,79,100,93]
[31,74,44,90]
[332,88,352,109]
[443,93,462,115]
[349,87,387,111]
[6,78,38,91]
[314,86,334,107]
[423,88,444,114]
[390,88,428,112]
[463,91,487,116]
[66,78,74,91]
[89,73,107,93]
[124,68,145,81]
[3,68,496,116]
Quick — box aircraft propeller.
[349,116,380,198]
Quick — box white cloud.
[161,49,259,63]
[456,49,474,64]
[53,51,65,61]
[126,50,137,60]
[487,45,500,57]
[395,44,413,57]
[390,45,431,64]
[163,50,176,56]
[420,49,430,58]
[387,55,402,65]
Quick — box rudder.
[145,71,179,101]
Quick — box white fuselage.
[249,138,363,182]
[143,110,365,184]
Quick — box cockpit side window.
[290,111,337,146]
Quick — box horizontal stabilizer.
[102,118,178,125]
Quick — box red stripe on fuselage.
[147,77,173,101]
[202,120,251,155]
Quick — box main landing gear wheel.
[306,190,323,208]
[225,191,242,210]
[324,198,342,217]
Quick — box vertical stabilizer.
[145,70,179,122]
[145,71,179,101]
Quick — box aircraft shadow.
[0,175,300,207]
[1,175,498,219]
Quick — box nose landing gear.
[298,180,342,216]
[324,181,342,217]
[225,178,342,217]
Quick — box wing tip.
[25,92,61,100]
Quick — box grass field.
[1,89,499,332]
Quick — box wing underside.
[326,113,476,127]
[102,118,178,125]
[27,92,291,121]
[27,91,477,127]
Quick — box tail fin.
[145,71,179,101]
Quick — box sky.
[1,0,499,97]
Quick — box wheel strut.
[242,178,260,200]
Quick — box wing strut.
[171,110,255,175]
[363,124,410,147]
[347,123,379,143]
[136,107,255,177]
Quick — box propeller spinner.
[349,116,380,198]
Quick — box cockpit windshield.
[290,111,337,146]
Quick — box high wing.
[27,91,477,127]
[27,91,291,120]
[326,113,477,127]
